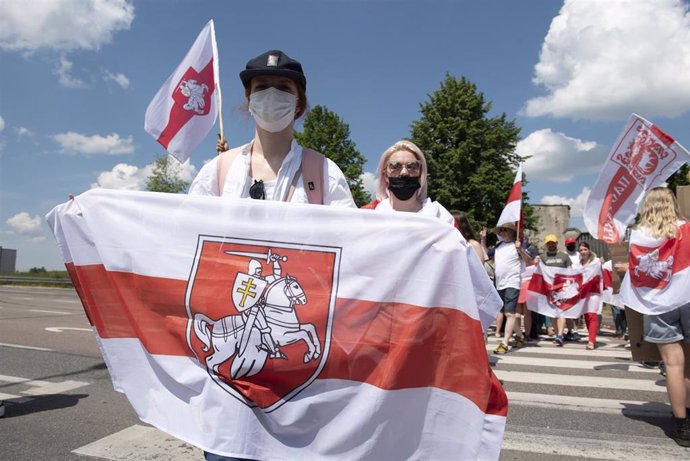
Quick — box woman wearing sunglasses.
[189,49,355,208]
[362,140,455,224]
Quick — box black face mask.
[566,244,576,252]
[388,176,421,201]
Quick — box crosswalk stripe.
[495,369,665,392]
[490,354,658,373]
[487,345,632,358]
[502,428,688,460]
[73,424,201,460]
[507,391,671,416]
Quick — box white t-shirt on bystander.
[494,241,523,290]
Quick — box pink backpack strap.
[217,148,242,195]
[299,148,325,205]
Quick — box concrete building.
[0,247,17,273]
[525,204,571,252]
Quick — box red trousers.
[584,312,598,343]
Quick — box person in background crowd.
[578,241,600,350]
[619,187,690,447]
[481,228,504,338]
[518,235,540,340]
[565,236,580,268]
[537,234,572,346]
[454,211,485,261]
[492,223,534,354]
[188,48,355,461]
[612,305,628,339]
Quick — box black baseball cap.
[239,50,306,90]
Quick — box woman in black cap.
[189,49,355,207]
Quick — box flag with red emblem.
[496,164,522,229]
[144,20,219,163]
[526,261,603,318]
[46,189,506,461]
[619,222,690,315]
[583,114,690,244]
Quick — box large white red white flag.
[584,114,690,244]
[46,189,506,461]
[144,20,219,163]
[526,262,603,318]
[619,222,690,315]
[496,164,522,228]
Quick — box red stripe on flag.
[68,264,506,416]
[651,124,675,147]
[597,167,637,243]
[157,59,215,149]
[505,181,521,204]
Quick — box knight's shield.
[231,273,267,313]
[185,235,340,412]
[549,274,583,310]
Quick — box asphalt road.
[1,285,688,460]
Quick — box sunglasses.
[387,161,421,176]
[249,180,265,200]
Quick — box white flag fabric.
[526,261,603,319]
[144,20,219,163]
[584,114,690,243]
[46,189,506,461]
[601,260,623,308]
[496,164,522,228]
[619,222,690,315]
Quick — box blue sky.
[1,0,689,270]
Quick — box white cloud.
[517,129,607,182]
[15,127,33,138]
[523,0,690,120]
[0,115,5,132]
[53,55,85,88]
[541,187,591,218]
[91,157,197,190]
[6,212,42,234]
[53,131,134,155]
[360,171,377,198]
[0,0,135,52]
[104,70,130,88]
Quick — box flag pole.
[217,79,225,154]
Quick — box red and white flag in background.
[495,164,522,229]
[526,262,603,318]
[619,222,690,315]
[601,260,621,308]
[46,189,506,461]
[144,20,219,163]
[584,114,690,244]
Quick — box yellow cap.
[544,234,558,244]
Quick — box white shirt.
[494,241,523,290]
[566,250,581,268]
[188,140,355,207]
[372,197,456,226]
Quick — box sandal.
[586,342,595,350]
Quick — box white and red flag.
[145,20,219,163]
[526,261,603,318]
[601,260,619,308]
[619,222,690,315]
[495,164,522,229]
[584,114,690,244]
[46,189,506,461]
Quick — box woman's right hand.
[216,134,229,154]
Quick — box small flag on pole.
[144,20,219,163]
[495,164,522,229]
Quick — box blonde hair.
[638,187,683,238]
[375,140,428,201]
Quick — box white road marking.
[73,424,202,460]
[30,309,71,315]
[502,429,688,460]
[45,327,92,333]
[0,342,53,351]
[0,374,90,395]
[487,345,631,359]
[507,391,671,415]
[490,354,658,373]
[495,369,665,393]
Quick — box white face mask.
[249,87,297,133]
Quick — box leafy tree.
[146,154,190,193]
[29,266,47,274]
[667,163,690,194]
[295,105,371,206]
[410,74,535,233]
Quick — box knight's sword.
[225,249,287,263]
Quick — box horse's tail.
[193,313,215,352]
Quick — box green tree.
[410,74,535,232]
[295,105,371,206]
[146,154,190,193]
[667,163,690,194]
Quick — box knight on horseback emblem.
[185,237,338,411]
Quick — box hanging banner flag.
[46,189,506,461]
[526,261,603,319]
[496,164,522,229]
[583,114,690,244]
[619,222,690,315]
[145,19,219,163]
